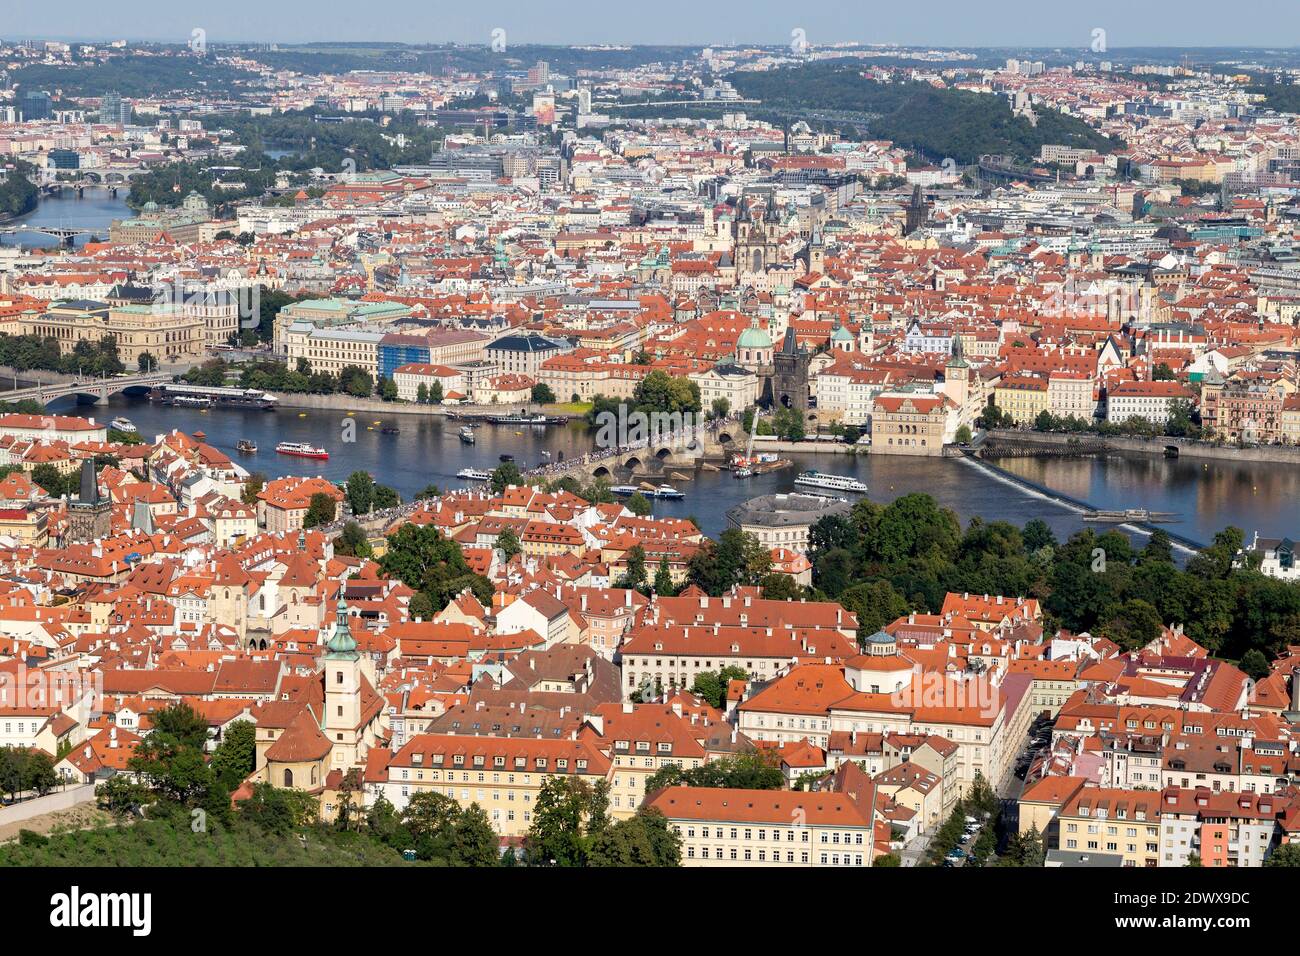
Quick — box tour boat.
[456,468,492,481]
[793,471,868,493]
[275,441,329,460]
[651,485,684,500]
[110,417,137,433]
[459,427,476,444]
[610,485,640,496]
[236,439,257,454]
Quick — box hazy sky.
[4,0,1300,48]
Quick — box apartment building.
[1106,380,1194,426]
[646,785,877,867]
[1057,787,1162,867]
[378,734,613,838]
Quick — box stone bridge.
[0,372,171,407]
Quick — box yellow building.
[1057,787,1163,867]
[379,734,613,837]
[646,785,877,867]
[994,375,1051,424]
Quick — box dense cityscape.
[0,3,1296,926]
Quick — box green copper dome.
[737,318,772,350]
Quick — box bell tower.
[323,597,362,767]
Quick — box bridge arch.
[655,447,673,461]
[592,465,611,479]
[718,432,734,445]
[622,455,643,471]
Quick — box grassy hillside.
[0,817,424,867]
[729,62,1118,163]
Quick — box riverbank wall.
[242,392,585,420]
[981,429,1300,466]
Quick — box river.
[39,393,1299,546]
[0,189,130,249]
[5,186,1294,546]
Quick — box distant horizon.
[8,37,1300,52]
[6,0,1300,51]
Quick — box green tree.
[587,808,682,866]
[345,471,375,515]
[1266,843,1300,866]
[1103,598,1164,652]
[490,462,522,494]
[241,471,267,506]
[22,750,57,797]
[689,665,749,709]
[334,520,373,559]
[626,492,652,517]
[210,720,256,790]
[239,783,319,834]
[496,528,522,559]
[303,492,338,529]
[618,544,648,591]
[524,776,611,867]
[96,774,151,820]
[531,383,556,404]
[127,702,213,804]
[450,803,501,866]
[379,523,493,611]
[1239,648,1270,682]
[654,556,676,597]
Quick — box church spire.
[325,596,359,660]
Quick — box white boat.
[456,468,493,481]
[652,485,684,500]
[793,471,868,493]
[276,441,329,460]
[109,417,137,433]
[610,485,640,496]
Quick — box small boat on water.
[381,425,400,435]
[1082,508,1178,523]
[110,417,137,433]
[456,468,492,481]
[651,484,684,500]
[733,467,753,479]
[276,441,329,460]
[459,427,476,444]
[236,439,257,454]
[499,453,514,462]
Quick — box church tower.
[944,334,970,410]
[67,459,111,543]
[323,597,363,768]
